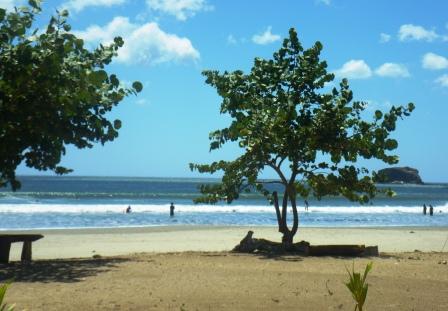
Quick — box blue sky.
[5,0,448,182]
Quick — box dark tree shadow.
[198,252,230,257]
[253,252,383,262]
[253,252,305,262]
[0,257,130,283]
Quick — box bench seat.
[0,234,44,263]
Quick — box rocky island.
[377,167,423,184]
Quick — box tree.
[0,1,143,190]
[190,28,414,248]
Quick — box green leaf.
[113,119,122,129]
[374,110,383,120]
[384,139,398,150]
[63,23,71,32]
[110,74,119,87]
[0,280,14,311]
[132,81,143,93]
[54,167,73,175]
[74,38,83,49]
[89,70,108,86]
[113,36,124,47]
[28,0,42,10]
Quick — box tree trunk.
[289,192,299,238]
[272,189,299,250]
[272,191,282,231]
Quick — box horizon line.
[13,175,448,184]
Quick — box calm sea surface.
[1,176,447,230]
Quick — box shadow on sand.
[255,253,305,262]
[0,257,130,283]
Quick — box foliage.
[0,281,15,311]
[345,262,373,311]
[190,28,414,244]
[0,0,143,190]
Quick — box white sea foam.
[0,203,447,214]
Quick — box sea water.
[0,176,447,230]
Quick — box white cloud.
[375,63,410,78]
[227,34,237,45]
[146,0,212,21]
[422,52,448,70]
[365,99,393,112]
[74,17,200,65]
[135,12,148,22]
[435,74,448,87]
[379,33,391,43]
[336,60,411,79]
[136,98,150,106]
[252,26,280,45]
[61,0,127,13]
[316,0,331,5]
[0,0,13,10]
[0,0,23,11]
[335,60,372,79]
[398,24,438,42]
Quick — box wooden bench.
[0,234,44,264]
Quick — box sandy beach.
[1,226,448,310]
[3,226,448,260]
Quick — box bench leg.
[21,241,32,262]
[0,242,12,264]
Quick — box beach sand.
[2,226,448,310]
[4,226,448,260]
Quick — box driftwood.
[308,245,365,257]
[232,231,379,257]
[308,245,379,257]
[232,231,309,254]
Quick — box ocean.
[0,176,447,230]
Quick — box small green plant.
[345,262,373,311]
[0,281,15,311]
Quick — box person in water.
[429,205,434,216]
[423,204,427,215]
[126,205,132,214]
[170,202,175,217]
[304,200,309,212]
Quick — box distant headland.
[377,167,423,184]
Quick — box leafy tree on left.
[0,0,143,190]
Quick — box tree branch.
[268,163,288,184]
[278,156,286,169]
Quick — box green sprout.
[0,281,15,311]
[345,262,373,311]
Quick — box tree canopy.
[190,28,414,244]
[0,0,143,190]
